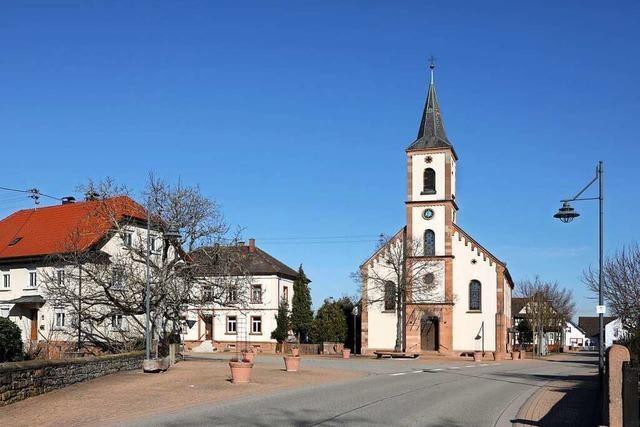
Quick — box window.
[422,168,436,194]
[149,235,156,252]
[469,280,482,311]
[424,230,435,256]
[57,269,65,286]
[122,232,133,247]
[251,316,262,334]
[251,284,262,303]
[227,316,237,334]
[227,286,238,304]
[112,267,125,290]
[54,310,65,329]
[29,271,37,287]
[203,286,214,301]
[2,273,9,289]
[0,306,9,318]
[111,314,124,330]
[384,281,396,311]
[283,286,289,302]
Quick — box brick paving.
[513,353,601,426]
[0,357,362,427]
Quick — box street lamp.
[553,160,604,386]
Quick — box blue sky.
[1,1,639,317]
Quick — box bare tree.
[517,276,574,355]
[355,232,440,352]
[583,243,640,338]
[40,176,250,355]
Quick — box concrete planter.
[283,355,301,372]
[291,348,300,357]
[519,350,525,360]
[493,352,505,361]
[473,351,482,362]
[143,356,170,373]
[241,351,256,363]
[229,360,253,384]
[342,349,351,359]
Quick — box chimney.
[61,196,76,205]
[249,238,256,253]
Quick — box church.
[360,64,514,356]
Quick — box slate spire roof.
[407,62,453,152]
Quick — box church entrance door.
[420,315,438,351]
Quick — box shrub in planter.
[0,317,23,362]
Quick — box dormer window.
[422,168,436,195]
[8,237,22,246]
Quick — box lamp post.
[553,160,604,386]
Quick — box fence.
[622,361,639,426]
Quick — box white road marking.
[493,363,501,366]
[465,365,474,368]
[430,368,444,371]
[390,372,407,376]
[449,366,461,370]
[479,363,489,366]
[411,370,423,374]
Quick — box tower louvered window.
[423,168,436,194]
[424,230,435,256]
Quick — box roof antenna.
[428,55,436,85]
[28,188,40,207]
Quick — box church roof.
[407,64,454,153]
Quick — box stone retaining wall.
[0,351,144,406]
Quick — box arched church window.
[424,230,435,256]
[384,281,396,311]
[469,280,481,311]
[422,168,436,194]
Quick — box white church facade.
[360,65,514,356]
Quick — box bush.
[0,317,23,362]
[310,298,348,344]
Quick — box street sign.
[596,305,606,314]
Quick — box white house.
[360,65,514,356]
[183,239,299,353]
[0,195,164,358]
[563,320,587,348]
[579,316,628,348]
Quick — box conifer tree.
[290,265,313,343]
[271,297,290,344]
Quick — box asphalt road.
[125,353,597,427]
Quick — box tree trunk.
[394,293,402,352]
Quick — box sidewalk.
[513,353,601,426]
[0,357,362,427]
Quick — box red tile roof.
[0,196,147,260]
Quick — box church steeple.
[407,61,453,151]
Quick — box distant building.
[578,316,628,348]
[184,239,300,353]
[511,297,588,351]
[360,65,514,356]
